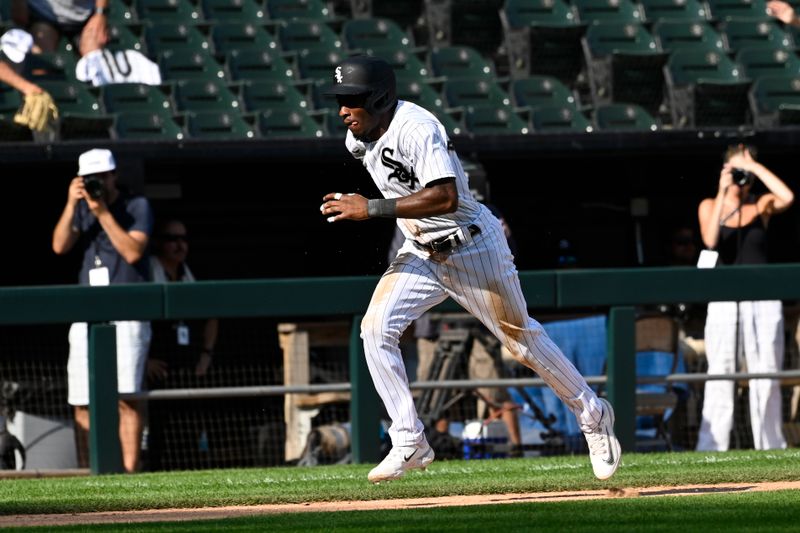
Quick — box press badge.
[88,256,110,286]
[697,249,719,269]
[177,323,190,346]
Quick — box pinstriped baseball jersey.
[346,100,481,244]
[348,101,606,452]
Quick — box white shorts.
[67,321,152,406]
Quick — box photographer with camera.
[696,144,794,451]
[52,148,153,472]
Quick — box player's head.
[324,55,397,140]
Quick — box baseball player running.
[320,55,620,483]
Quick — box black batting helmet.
[324,55,397,116]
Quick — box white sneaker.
[584,398,621,480]
[367,440,435,484]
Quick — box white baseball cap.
[1,29,33,64]
[78,148,116,176]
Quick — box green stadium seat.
[573,0,645,25]
[101,83,174,114]
[395,78,447,110]
[114,111,185,139]
[366,47,429,82]
[210,22,279,54]
[342,17,414,52]
[257,108,325,137]
[705,0,771,21]
[463,106,530,134]
[37,80,102,114]
[442,78,513,110]
[296,49,345,83]
[583,23,668,114]
[652,21,726,53]
[369,0,426,35]
[241,80,308,111]
[277,20,342,53]
[500,0,587,84]
[174,79,240,111]
[23,52,79,82]
[426,0,505,62]
[666,48,748,85]
[37,81,113,139]
[0,85,23,115]
[226,49,296,82]
[665,49,752,127]
[144,23,211,56]
[639,0,709,23]
[502,0,579,26]
[266,0,333,21]
[135,0,202,22]
[722,20,793,53]
[186,110,255,138]
[159,49,226,81]
[106,24,146,53]
[202,0,265,23]
[749,74,800,127]
[737,47,800,80]
[530,104,593,131]
[510,75,579,109]
[266,0,335,21]
[593,103,659,130]
[429,45,496,80]
[583,22,661,56]
[107,0,139,24]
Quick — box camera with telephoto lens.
[82,175,104,200]
[731,167,755,187]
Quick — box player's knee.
[361,312,402,349]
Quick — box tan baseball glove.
[14,91,59,132]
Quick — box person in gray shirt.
[10,0,108,53]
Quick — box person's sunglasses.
[161,234,188,243]
[336,94,368,109]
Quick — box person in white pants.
[696,144,794,451]
[319,55,621,483]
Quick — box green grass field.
[1,450,799,531]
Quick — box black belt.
[415,224,481,254]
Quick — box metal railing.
[3,264,800,473]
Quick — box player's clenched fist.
[320,192,369,222]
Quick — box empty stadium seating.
[3,0,800,143]
[665,49,752,127]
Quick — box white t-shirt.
[76,49,162,87]
[345,100,481,245]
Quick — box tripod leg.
[415,329,473,427]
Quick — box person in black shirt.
[696,144,794,451]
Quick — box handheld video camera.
[82,175,105,200]
[731,167,755,187]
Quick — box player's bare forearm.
[321,182,458,222]
[95,211,148,264]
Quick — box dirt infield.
[2,481,799,528]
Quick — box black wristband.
[367,198,397,218]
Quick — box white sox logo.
[335,66,343,83]
[381,148,419,190]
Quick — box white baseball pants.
[361,209,603,446]
[696,300,787,451]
